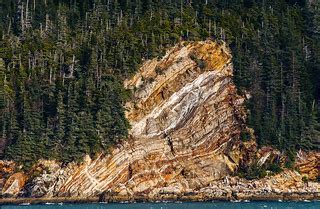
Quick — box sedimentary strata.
[0,41,319,201]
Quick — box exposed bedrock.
[53,40,248,198]
[3,41,317,199]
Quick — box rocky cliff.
[57,40,248,198]
[0,41,319,200]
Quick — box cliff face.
[1,40,248,198]
[1,41,318,199]
[55,41,247,198]
[296,151,320,181]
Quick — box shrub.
[189,53,206,69]
[238,164,267,180]
[240,130,251,141]
[267,163,282,173]
[302,176,308,183]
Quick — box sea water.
[1,201,320,209]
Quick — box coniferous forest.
[0,0,319,168]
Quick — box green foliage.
[266,163,283,174]
[238,164,267,180]
[302,176,309,183]
[0,0,319,167]
[190,53,206,69]
[239,160,282,180]
[240,130,251,142]
[284,150,296,169]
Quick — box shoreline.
[0,197,99,205]
[0,192,319,205]
[102,192,320,203]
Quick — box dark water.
[1,201,320,209]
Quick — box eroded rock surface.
[2,172,27,197]
[296,151,320,181]
[54,40,247,198]
[1,41,319,200]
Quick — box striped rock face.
[54,41,247,198]
[2,41,319,200]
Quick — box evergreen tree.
[0,0,319,167]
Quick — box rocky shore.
[0,192,318,205]
[0,197,99,205]
[100,173,319,203]
[100,192,320,203]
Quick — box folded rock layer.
[1,41,319,200]
[1,41,251,198]
[54,40,247,198]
